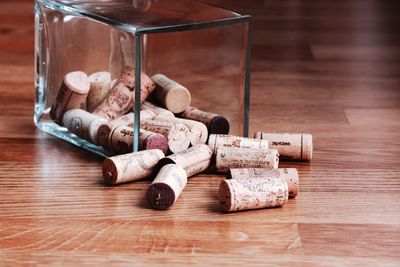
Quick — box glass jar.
[34,0,252,157]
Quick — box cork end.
[102,158,118,185]
[218,180,233,212]
[209,116,230,135]
[145,134,169,155]
[64,71,90,94]
[88,71,111,84]
[146,183,176,210]
[97,124,112,149]
[189,123,208,145]
[165,87,191,114]
[302,134,313,161]
[167,125,191,154]
[89,118,107,145]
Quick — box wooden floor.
[1,0,400,265]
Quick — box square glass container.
[34,0,252,157]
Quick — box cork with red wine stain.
[146,164,187,210]
[140,119,190,154]
[97,111,154,149]
[180,106,230,135]
[108,125,168,155]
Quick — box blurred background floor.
[0,0,399,266]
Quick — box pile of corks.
[50,66,313,212]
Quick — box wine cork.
[158,144,212,177]
[180,106,230,135]
[218,177,289,212]
[50,71,90,124]
[146,164,187,210]
[141,101,175,119]
[140,120,190,154]
[254,132,313,161]
[139,129,169,155]
[93,67,155,121]
[97,111,155,149]
[227,168,299,198]
[87,71,112,112]
[151,74,191,113]
[102,149,164,185]
[215,147,279,172]
[208,134,269,153]
[108,126,169,154]
[62,109,107,144]
[92,82,133,121]
[155,115,208,145]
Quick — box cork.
[97,111,155,149]
[208,134,269,153]
[92,82,133,121]
[62,109,107,144]
[254,132,313,161]
[180,106,230,135]
[155,115,208,145]
[150,74,191,114]
[139,129,170,154]
[108,126,169,155]
[227,168,299,198]
[140,120,190,154]
[157,144,213,177]
[215,147,279,172]
[141,101,175,119]
[146,164,188,210]
[93,66,155,121]
[218,177,289,212]
[50,71,90,124]
[87,71,112,112]
[102,149,164,185]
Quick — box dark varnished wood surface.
[1,0,400,266]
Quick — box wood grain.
[0,0,400,266]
